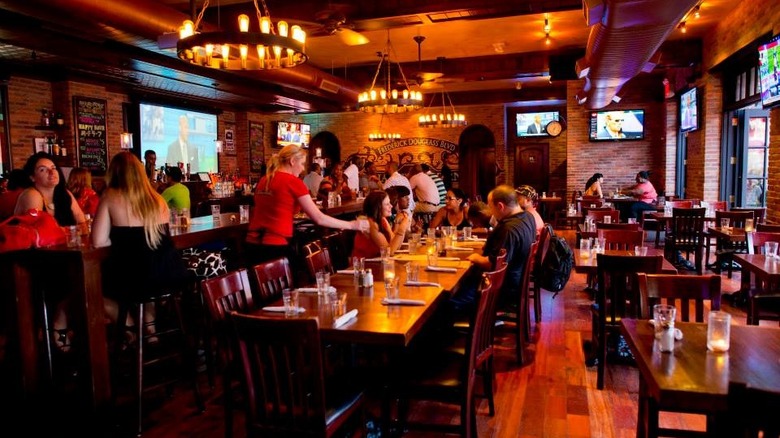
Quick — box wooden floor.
[42,229,758,437]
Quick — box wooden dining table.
[1,213,248,415]
[620,319,780,438]
[573,248,678,275]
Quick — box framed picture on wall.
[249,121,265,173]
[34,137,47,153]
[224,125,236,155]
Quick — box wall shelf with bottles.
[34,124,69,131]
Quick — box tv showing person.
[526,114,543,134]
[166,115,200,173]
[601,112,627,139]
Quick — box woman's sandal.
[52,328,74,353]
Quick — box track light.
[693,5,700,19]
[679,21,687,33]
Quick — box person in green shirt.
[161,166,190,211]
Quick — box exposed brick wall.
[703,0,780,69]
[565,76,669,201]
[768,107,779,224]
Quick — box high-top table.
[620,319,780,438]
[1,213,248,415]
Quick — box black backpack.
[540,230,573,296]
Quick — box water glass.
[282,289,299,317]
[707,311,731,352]
[405,262,420,282]
[239,204,250,223]
[579,238,592,259]
[541,192,547,199]
[211,204,221,221]
[385,276,400,300]
[382,259,395,282]
[627,218,638,225]
[380,246,390,259]
[427,228,436,242]
[720,218,730,230]
[351,256,364,273]
[653,304,676,353]
[67,225,81,248]
[764,241,779,258]
[745,218,754,232]
[603,215,611,224]
[316,271,330,296]
[634,245,648,256]
[463,226,472,240]
[595,237,606,253]
[427,245,439,266]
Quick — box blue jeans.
[629,201,656,220]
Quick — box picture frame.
[249,121,265,173]
[34,137,47,153]
[224,125,236,155]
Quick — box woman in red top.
[352,191,409,258]
[246,145,368,267]
[67,167,99,217]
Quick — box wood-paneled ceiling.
[0,0,737,113]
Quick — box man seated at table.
[161,165,190,211]
[448,185,536,318]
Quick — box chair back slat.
[637,273,721,323]
[304,248,334,280]
[670,208,706,243]
[597,255,664,325]
[597,229,644,251]
[747,231,780,255]
[732,207,766,225]
[201,269,255,366]
[715,210,754,228]
[585,209,620,224]
[251,257,293,306]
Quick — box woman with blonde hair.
[67,167,99,217]
[246,144,368,266]
[92,151,188,326]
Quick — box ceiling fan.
[407,36,464,90]
[308,8,369,46]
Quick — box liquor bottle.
[46,136,54,154]
[41,109,50,127]
[57,138,64,156]
[52,137,60,156]
[55,113,64,126]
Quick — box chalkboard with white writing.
[74,96,107,172]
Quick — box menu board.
[74,96,107,172]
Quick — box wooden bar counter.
[2,213,248,415]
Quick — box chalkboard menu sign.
[74,96,108,172]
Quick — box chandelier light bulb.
[260,17,271,34]
[278,21,288,37]
[238,14,250,32]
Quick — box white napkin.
[404,281,441,287]
[394,249,409,254]
[333,309,358,328]
[467,237,486,242]
[439,257,461,261]
[364,257,384,262]
[446,246,473,252]
[381,298,426,306]
[426,266,457,273]
[262,306,305,313]
[337,269,357,275]
[294,286,337,294]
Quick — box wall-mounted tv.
[139,102,219,173]
[588,109,645,141]
[275,121,311,148]
[680,87,699,132]
[758,33,780,108]
[516,111,560,137]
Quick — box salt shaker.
[364,269,373,287]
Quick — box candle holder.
[706,311,731,352]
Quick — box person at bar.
[583,173,604,198]
[92,151,189,332]
[429,188,471,230]
[318,161,352,200]
[67,167,100,218]
[246,145,368,266]
[351,190,409,258]
[15,152,86,352]
[359,161,382,192]
[302,162,323,198]
[160,165,191,211]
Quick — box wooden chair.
[745,231,780,326]
[302,239,323,256]
[529,224,553,326]
[250,257,293,306]
[596,222,641,231]
[597,229,645,251]
[732,207,766,225]
[585,209,620,224]
[398,265,507,437]
[591,254,663,390]
[229,313,366,438]
[201,269,255,438]
[496,241,538,364]
[726,381,780,438]
[757,223,780,232]
[304,248,335,281]
[323,230,352,271]
[637,273,721,323]
[664,207,706,275]
[713,210,753,278]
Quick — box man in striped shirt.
[422,163,447,206]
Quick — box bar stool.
[114,282,205,436]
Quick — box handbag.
[0,209,67,253]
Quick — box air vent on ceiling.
[319,79,341,94]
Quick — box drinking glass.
[408,239,418,255]
[282,289,299,317]
[239,204,250,223]
[380,246,390,259]
[603,215,611,224]
[351,256,364,273]
[764,241,779,258]
[211,204,221,221]
[405,262,419,282]
[427,245,438,266]
[745,218,754,232]
[316,271,329,296]
[707,311,731,352]
[720,218,730,230]
[463,226,472,240]
[579,238,592,259]
[653,304,676,353]
[595,237,606,253]
[627,218,638,224]
[67,225,81,248]
[427,228,436,242]
[634,245,648,256]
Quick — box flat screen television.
[275,121,311,148]
[588,109,645,141]
[516,111,560,137]
[139,102,219,173]
[758,33,780,108]
[679,87,699,132]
